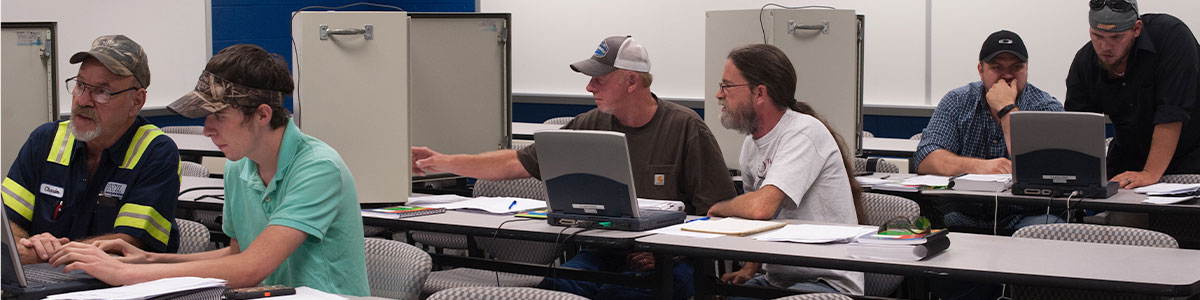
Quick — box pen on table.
[879,175,891,180]
[685,216,710,223]
[508,200,517,210]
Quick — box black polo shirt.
[1065,13,1200,176]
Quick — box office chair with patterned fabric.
[1011,223,1177,299]
[427,287,588,300]
[852,157,900,174]
[909,132,923,140]
[542,116,575,127]
[180,161,209,178]
[365,237,432,300]
[772,293,854,300]
[1149,174,1200,249]
[859,192,920,296]
[175,218,212,254]
[861,131,874,138]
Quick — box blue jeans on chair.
[726,275,840,300]
[538,249,694,300]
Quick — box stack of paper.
[45,277,225,300]
[951,174,1012,192]
[855,176,891,188]
[1142,195,1196,205]
[753,224,876,244]
[1133,183,1200,196]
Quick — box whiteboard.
[1,0,210,114]
[482,0,926,106]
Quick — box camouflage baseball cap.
[69,35,150,88]
[167,70,285,118]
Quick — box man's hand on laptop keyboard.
[18,232,69,263]
[89,238,152,264]
[47,242,135,286]
[1112,170,1161,189]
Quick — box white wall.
[932,0,1200,105]
[2,0,210,113]
[484,0,1200,108]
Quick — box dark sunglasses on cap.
[1090,0,1135,12]
[878,216,932,235]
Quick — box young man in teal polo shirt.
[48,44,369,296]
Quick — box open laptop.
[2,212,108,300]
[1010,111,1118,198]
[535,130,686,231]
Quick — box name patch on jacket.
[40,184,64,198]
[103,182,127,199]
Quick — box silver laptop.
[535,130,685,231]
[2,212,108,299]
[1010,111,1118,198]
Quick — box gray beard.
[721,105,758,136]
[68,121,101,142]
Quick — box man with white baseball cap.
[412,36,735,299]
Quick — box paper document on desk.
[638,198,685,211]
[1143,195,1195,204]
[418,196,546,214]
[754,224,876,244]
[406,194,473,205]
[647,223,724,238]
[855,176,891,187]
[1133,183,1200,196]
[45,277,225,300]
[901,175,951,187]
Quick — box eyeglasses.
[1090,0,1135,12]
[877,216,932,235]
[718,82,752,94]
[66,76,139,104]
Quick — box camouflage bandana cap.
[69,35,151,88]
[167,70,285,118]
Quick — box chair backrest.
[852,157,899,174]
[910,132,923,140]
[1159,174,1200,184]
[542,116,575,127]
[427,287,589,300]
[365,237,433,300]
[861,131,874,138]
[1012,223,1178,248]
[175,218,212,254]
[160,125,205,135]
[860,192,921,226]
[772,293,854,300]
[180,161,210,178]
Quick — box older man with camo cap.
[3,35,180,264]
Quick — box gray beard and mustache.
[721,101,758,136]
[69,106,102,142]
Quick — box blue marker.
[685,216,710,223]
[508,200,517,210]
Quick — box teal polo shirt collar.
[238,119,303,196]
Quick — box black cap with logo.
[979,30,1028,62]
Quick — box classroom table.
[636,229,1200,299]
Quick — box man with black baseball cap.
[1066,0,1200,189]
[412,36,734,299]
[3,35,181,264]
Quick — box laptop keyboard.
[24,265,90,285]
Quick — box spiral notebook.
[360,205,447,219]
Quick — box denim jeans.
[538,249,694,300]
[726,275,839,300]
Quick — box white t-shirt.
[739,109,864,295]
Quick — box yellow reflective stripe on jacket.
[1,177,35,221]
[46,122,76,166]
[120,125,164,169]
[114,203,171,245]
